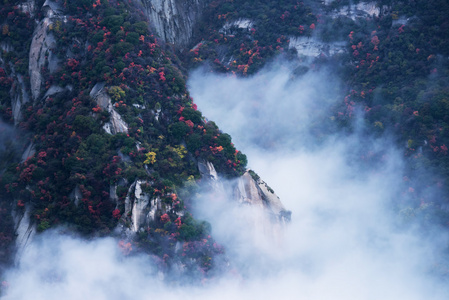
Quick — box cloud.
[0,119,28,171]
[187,60,342,151]
[2,59,449,300]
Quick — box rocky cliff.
[140,0,209,47]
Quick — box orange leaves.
[118,240,132,255]
[209,146,223,154]
[92,0,101,8]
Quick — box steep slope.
[2,0,449,287]
[0,0,289,279]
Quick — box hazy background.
[2,60,449,299]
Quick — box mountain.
[1,0,449,293]
[0,0,292,280]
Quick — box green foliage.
[125,32,140,45]
[179,214,211,241]
[168,121,189,140]
[182,108,203,124]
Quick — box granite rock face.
[140,0,209,47]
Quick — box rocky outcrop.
[69,185,82,206]
[235,171,291,223]
[10,74,31,124]
[29,18,57,101]
[28,0,64,102]
[21,143,36,162]
[90,83,129,134]
[198,160,291,224]
[197,159,225,194]
[140,0,209,47]
[119,180,179,233]
[130,180,152,232]
[18,0,36,17]
[13,205,36,264]
[219,18,254,35]
[289,37,346,58]
[326,1,390,20]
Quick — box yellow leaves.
[2,24,9,36]
[144,151,156,165]
[107,86,126,102]
[173,145,187,159]
[374,121,383,129]
[154,228,168,236]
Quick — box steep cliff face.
[198,159,291,225]
[12,205,36,264]
[90,83,129,134]
[140,0,209,47]
[29,1,63,102]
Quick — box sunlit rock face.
[29,1,63,102]
[13,205,36,265]
[198,159,291,225]
[289,36,346,58]
[140,0,209,47]
[325,1,390,20]
[117,180,183,234]
[90,83,129,135]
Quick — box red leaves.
[160,213,170,223]
[112,209,121,219]
[371,35,380,51]
[174,217,182,228]
[19,164,36,182]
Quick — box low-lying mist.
[2,60,449,299]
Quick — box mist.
[2,60,449,299]
[0,119,28,172]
